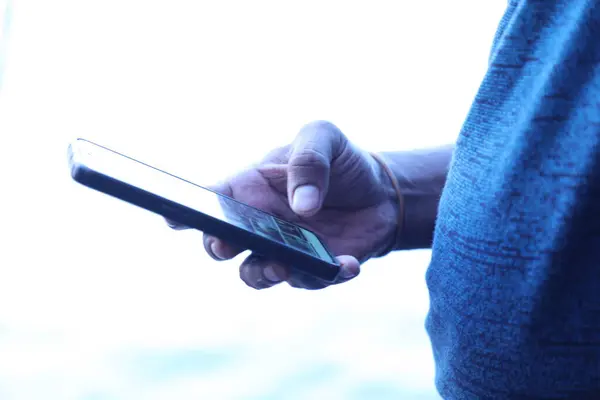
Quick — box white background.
[0,1,505,399]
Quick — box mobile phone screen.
[74,140,336,263]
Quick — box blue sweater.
[427,1,600,398]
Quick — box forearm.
[380,145,454,250]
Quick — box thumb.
[287,121,346,217]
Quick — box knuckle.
[289,148,330,170]
[304,120,347,145]
[304,120,341,136]
[294,120,347,161]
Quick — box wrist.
[370,152,405,257]
[373,146,453,253]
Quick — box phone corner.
[69,160,89,183]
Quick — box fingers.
[165,218,189,230]
[287,121,347,217]
[166,221,243,261]
[335,255,361,280]
[203,234,243,261]
[166,220,243,261]
[239,255,289,290]
[165,180,243,261]
[239,254,360,290]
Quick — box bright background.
[0,1,505,399]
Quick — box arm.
[379,145,454,251]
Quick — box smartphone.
[68,139,340,282]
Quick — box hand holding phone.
[69,121,399,290]
[168,121,400,290]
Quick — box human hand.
[169,121,398,290]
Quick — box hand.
[169,121,398,290]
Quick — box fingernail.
[209,241,224,260]
[263,266,283,283]
[292,185,320,214]
[166,220,184,230]
[340,264,358,279]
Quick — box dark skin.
[169,120,452,290]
